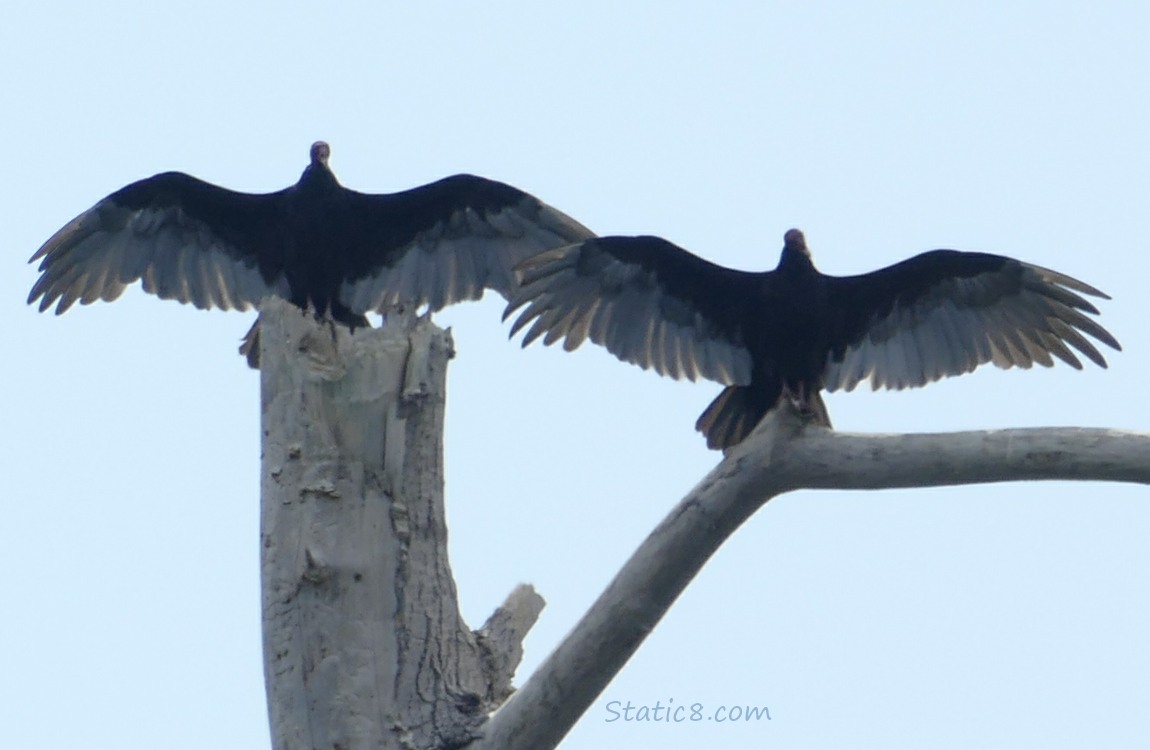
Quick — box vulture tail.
[696,384,832,450]
[696,385,773,450]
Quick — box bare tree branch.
[476,584,547,707]
[473,405,1150,750]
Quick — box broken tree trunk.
[257,298,543,750]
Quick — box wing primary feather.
[1048,318,1106,368]
[898,324,930,387]
[541,298,585,347]
[514,246,576,287]
[1026,263,1111,299]
[562,297,601,351]
[520,303,564,346]
[77,237,121,305]
[521,313,557,348]
[664,322,685,380]
[213,249,246,310]
[509,299,547,339]
[951,304,993,368]
[1034,330,1082,368]
[650,319,669,378]
[586,296,615,347]
[971,307,1018,369]
[925,301,965,379]
[1027,278,1102,315]
[183,246,211,310]
[1038,299,1122,352]
[995,319,1036,368]
[203,253,231,310]
[669,328,690,381]
[52,275,87,314]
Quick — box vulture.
[505,229,1121,450]
[28,141,594,365]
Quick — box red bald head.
[784,228,809,257]
[310,141,331,167]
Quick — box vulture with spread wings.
[28,141,594,365]
[505,229,1121,450]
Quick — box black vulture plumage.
[505,229,1121,450]
[28,142,595,365]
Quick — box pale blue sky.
[3,3,1147,748]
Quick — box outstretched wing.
[504,235,759,385]
[28,172,288,315]
[337,175,596,314]
[822,249,1121,392]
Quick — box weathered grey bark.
[258,298,543,750]
[472,407,1150,750]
